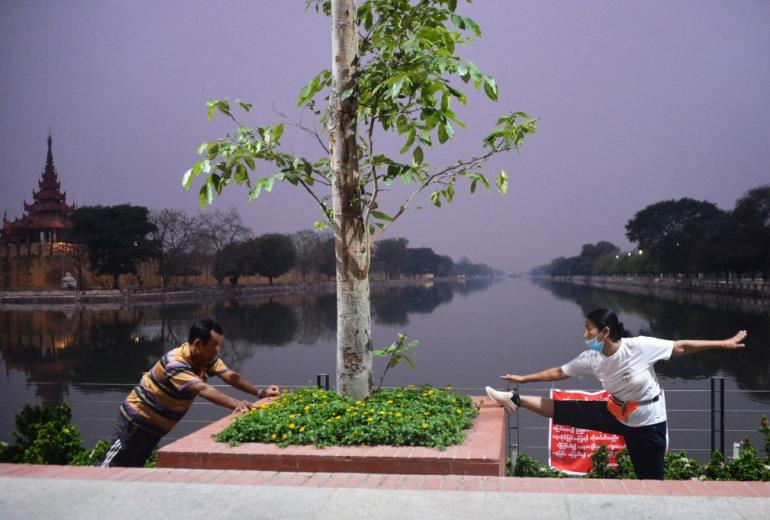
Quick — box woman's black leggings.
[553,399,667,479]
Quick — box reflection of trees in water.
[0,307,165,401]
[293,293,336,345]
[0,280,498,402]
[370,278,497,325]
[212,300,300,371]
[371,283,455,325]
[452,277,498,296]
[535,278,770,403]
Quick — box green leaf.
[273,123,284,142]
[235,99,252,112]
[450,14,465,29]
[389,75,407,99]
[198,183,214,208]
[182,169,193,189]
[483,76,498,101]
[370,210,393,221]
[297,84,313,106]
[313,220,328,231]
[443,122,455,141]
[496,170,509,195]
[403,355,416,370]
[464,16,481,37]
[470,179,477,194]
[399,128,416,153]
[413,146,424,165]
[438,124,448,144]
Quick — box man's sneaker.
[485,386,519,414]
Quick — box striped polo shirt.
[120,343,230,436]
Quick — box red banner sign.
[548,389,626,475]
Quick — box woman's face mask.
[584,328,607,351]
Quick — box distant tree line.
[531,185,770,278]
[67,205,498,289]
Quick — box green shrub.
[71,440,110,467]
[614,449,637,479]
[0,403,84,465]
[216,385,478,449]
[760,416,770,460]
[511,454,565,477]
[727,440,770,481]
[663,451,702,480]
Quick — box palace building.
[2,134,74,246]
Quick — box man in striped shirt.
[101,318,279,467]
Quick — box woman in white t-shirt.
[485,308,747,479]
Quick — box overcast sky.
[1,0,768,272]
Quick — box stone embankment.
[546,275,770,310]
[0,283,336,306]
[0,277,451,306]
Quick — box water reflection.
[0,279,496,403]
[534,278,770,402]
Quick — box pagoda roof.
[1,134,74,241]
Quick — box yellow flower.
[304,406,310,412]
[299,427,305,433]
[335,415,341,421]
[387,400,393,404]
[379,411,385,416]
[282,434,288,439]
[421,423,429,429]
[395,412,401,417]
[456,409,463,414]
[356,401,364,406]
[271,433,277,440]
[289,423,295,429]
[289,414,295,419]
[367,417,374,422]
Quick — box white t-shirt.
[561,336,674,427]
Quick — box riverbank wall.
[0,276,458,306]
[542,275,770,311]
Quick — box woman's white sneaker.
[485,386,519,414]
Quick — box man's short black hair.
[188,318,224,345]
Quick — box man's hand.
[232,400,254,414]
[500,374,526,384]
[722,330,747,350]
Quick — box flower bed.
[216,385,478,449]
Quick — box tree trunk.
[330,0,372,400]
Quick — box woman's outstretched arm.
[501,366,569,384]
[672,330,747,357]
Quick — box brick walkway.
[2,463,769,497]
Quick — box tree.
[70,205,157,289]
[149,209,200,287]
[372,237,409,278]
[63,240,89,290]
[197,207,252,285]
[292,229,322,281]
[213,240,252,285]
[254,233,297,284]
[184,0,537,398]
[404,247,442,277]
[625,198,723,274]
[733,185,770,276]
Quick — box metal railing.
[2,376,767,452]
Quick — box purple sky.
[2,0,769,272]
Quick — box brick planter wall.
[157,397,506,476]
